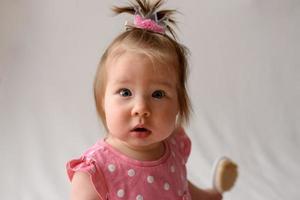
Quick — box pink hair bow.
[133,14,165,34]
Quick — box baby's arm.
[188,181,222,200]
[70,172,100,200]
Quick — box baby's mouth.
[131,126,151,138]
[132,127,149,132]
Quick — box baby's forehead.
[109,43,177,63]
[112,77,175,89]
[113,52,175,74]
[104,52,177,86]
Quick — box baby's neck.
[105,137,166,161]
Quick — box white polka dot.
[172,151,176,157]
[127,169,135,177]
[108,164,116,172]
[177,190,183,196]
[181,175,185,181]
[180,142,185,148]
[117,189,125,198]
[136,194,143,200]
[170,165,176,173]
[164,182,170,190]
[147,175,154,183]
[171,138,176,145]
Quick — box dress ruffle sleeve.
[66,155,108,200]
[174,127,192,164]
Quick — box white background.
[1,0,299,199]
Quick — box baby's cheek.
[164,104,178,118]
[106,107,127,126]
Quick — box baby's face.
[103,51,179,154]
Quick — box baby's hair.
[112,0,178,39]
[94,0,191,129]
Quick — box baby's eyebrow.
[113,79,132,85]
[113,79,174,89]
[154,81,174,89]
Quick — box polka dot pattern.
[68,129,192,199]
[128,169,135,177]
[172,151,176,157]
[108,164,116,172]
[177,190,183,196]
[180,142,185,149]
[171,138,176,145]
[147,175,154,183]
[164,182,170,190]
[136,194,143,200]
[170,165,176,173]
[117,189,125,198]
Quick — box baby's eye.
[119,88,132,97]
[152,90,166,99]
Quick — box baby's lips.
[131,124,151,132]
[130,127,152,138]
[132,127,147,132]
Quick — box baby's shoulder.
[168,127,191,162]
[66,140,109,199]
[170,127,191,146]
[78,140,113,167]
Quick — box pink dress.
[66,128,192,200]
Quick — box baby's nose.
[131,98,151,117]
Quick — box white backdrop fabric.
[1,0,299,199]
